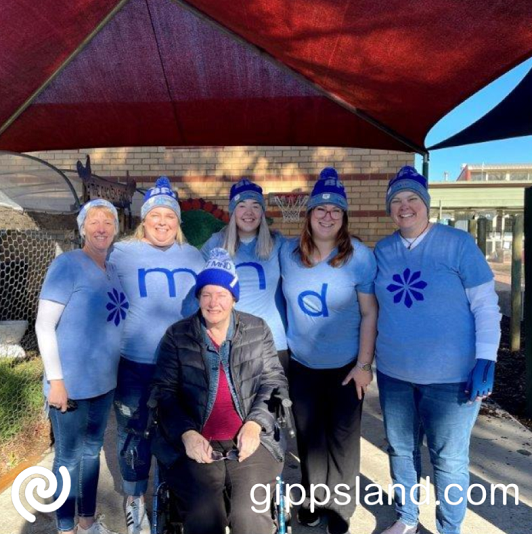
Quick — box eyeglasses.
[313,206,343,220]
[211,449,239,462]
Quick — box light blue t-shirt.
[374,224,494,384]
[108,241,204,364]
[40,249,127,400]
[280,238,376,369]
[201,231,287,350]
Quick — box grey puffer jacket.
[151,310,288,468]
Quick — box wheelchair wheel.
[284,512,292,534]
[273,506,292,533]
[153,481,182,534]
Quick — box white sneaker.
[125,497,151,534]
[77,516,120,534]
[380,520,420,534]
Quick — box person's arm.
[466,280,501,361]
[35,299,69,412]
[244,322,288,430]
[151,328,213,463]
[465,280,501,401]
[238,322,288,461]
[342,292,378,399]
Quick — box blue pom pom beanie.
[141,176,181,221]
[385,166,430,215]
[306,167,348,212]
[195,248,240,301]
[228,178,265,214]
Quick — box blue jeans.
[114,357,156,496]
[49,389,114,532]
[377,371,481,534]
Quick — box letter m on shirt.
[138,268,198,298]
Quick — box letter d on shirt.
[298,284,329,317]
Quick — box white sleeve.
[465,280,501,361]
[35,299,66,380]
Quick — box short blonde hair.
[80,205,119,238]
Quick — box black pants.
[161,441,282,534]
[289,359,363,519]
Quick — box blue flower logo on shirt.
[106,288,129,326]
[386,268,427,308]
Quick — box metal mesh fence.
[0,229,65,473]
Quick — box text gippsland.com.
[250,477,520,513]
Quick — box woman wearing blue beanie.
[374,166,500,534]
[280,168,378,534]
[151,248,288,534]
[202,178,288,371]
[108,177,204,534]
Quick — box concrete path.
[2,386,531,534]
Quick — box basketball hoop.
[272,193,308,223]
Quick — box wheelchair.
[126,388,296,534]
[150,468,292,534]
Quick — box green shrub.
[181,210,226,248]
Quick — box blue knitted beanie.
[385,166,430,215]
[228,178,265,214]
[307,167,348,212]
[141,176,181,221]
[195,248,240,301]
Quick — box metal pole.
[477,218,487,256]
[468,217,477,239]
[422,153,430,179]
[511,214,524,352]
[524,189,532,417]
[500,211,506,255]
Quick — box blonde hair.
[223,212,274,259]
[80,205,119,238]
[127,219,185,245]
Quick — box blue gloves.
[465,359,495,401]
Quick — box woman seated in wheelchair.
[151,248,288,534]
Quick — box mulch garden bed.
[489,315,532,432]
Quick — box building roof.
[457,164,532,181]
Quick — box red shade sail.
[1,0,531,153]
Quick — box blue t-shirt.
[280,238,376,369]
[374,224,494,384]
[108,241,204,364]
[40,249,127,400]
[201,231,287,350]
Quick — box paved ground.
[2,384,531,534]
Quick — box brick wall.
[164,173,399,245]
[23,146,414,246]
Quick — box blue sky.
[415,57,532,182]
